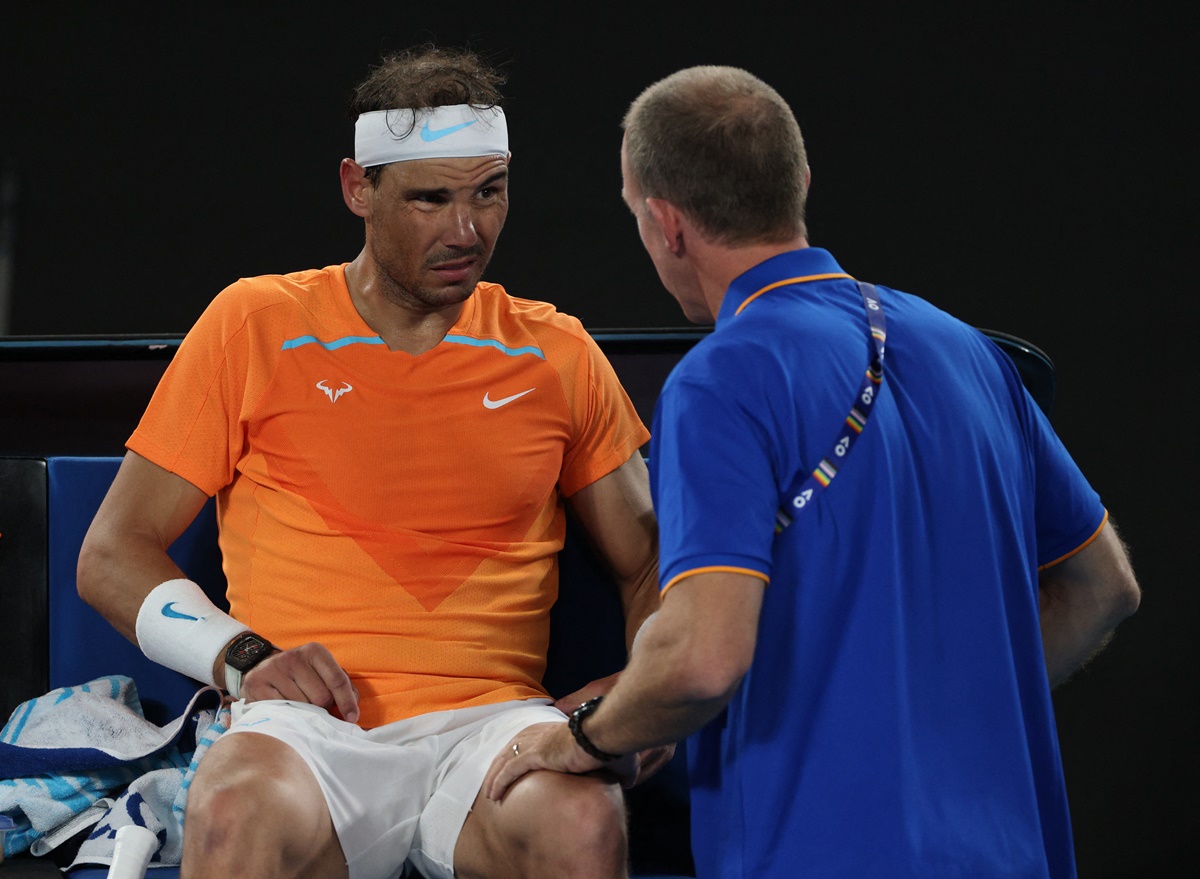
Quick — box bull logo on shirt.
[316,380,353,403]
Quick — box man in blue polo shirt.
[484,65,1141,878]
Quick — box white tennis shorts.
[222,697,566,879]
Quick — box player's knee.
[184,769,321,879]
[543,780,628,877]
[184,772,274,854]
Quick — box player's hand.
[623,740,676,788]
[240,642,360,723]
[483,721,639,801]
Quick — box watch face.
[228,634,270,669]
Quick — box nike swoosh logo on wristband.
[161,601,201,621]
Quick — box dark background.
[1,2,1194,875]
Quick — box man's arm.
[579,570,764,750]
[483,569,764,799]
[1039,517,1141,687]
[77,450,359,719]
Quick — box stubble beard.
[371,243,491,314]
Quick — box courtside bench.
[0,455,695,878]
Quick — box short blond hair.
[622,66,808,246]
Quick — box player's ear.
[340,159,372,218]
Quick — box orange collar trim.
[734,273,854,316]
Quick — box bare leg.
[181,731,348,879]
[453,770,628,879]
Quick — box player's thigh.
[453,769,627,879]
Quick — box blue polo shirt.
[650,247,1104,878]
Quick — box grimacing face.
[365,153,511,312]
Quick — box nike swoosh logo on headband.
[421,119,478,141]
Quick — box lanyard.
[760,280,887,532]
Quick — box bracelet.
[568,696,623,762]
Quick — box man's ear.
[340,158,372,218]
[645,197,686,255]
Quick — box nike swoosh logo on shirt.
[421,119,478,141]
[483,388,536,409]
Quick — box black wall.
[1,3,1193,875]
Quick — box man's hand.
[483,721,638,802]
[554,673,677,788]
[240,642,360,724]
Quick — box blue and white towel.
[0,675,228,867]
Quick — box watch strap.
[224,663,248,700]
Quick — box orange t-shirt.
[128,265,649,728]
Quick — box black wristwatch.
[224,631,276,698]
[569,696,622,762]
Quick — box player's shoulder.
[180,265,348,352]
[473,281,593,347]
[197,265,345,332]
[214,265,344,311]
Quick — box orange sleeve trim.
[1037,509,1109,571]
[661,565,770,598]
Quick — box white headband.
[354,104,508,167]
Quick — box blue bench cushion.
[46,457,227,725]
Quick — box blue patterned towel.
[0,675,227,867]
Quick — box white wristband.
[135,578,249,688]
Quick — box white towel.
[70,701,228,869]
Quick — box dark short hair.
[622,66,808,246]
